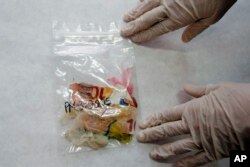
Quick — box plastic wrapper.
[53,21,138,152]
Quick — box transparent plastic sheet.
[53,21,138,153]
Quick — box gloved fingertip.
[120,31,126,38]
[183,84,195,92]
[183,83,196,94]
[149,151,158,159]
[120,23,135,37]
[120,29,128,37]
[136,131,146,142]
[182,22,209,43]
[130,37,143,43]
[130,34,148,43]
[181,33,192,43]
[183,83,207,97]
[123,15,131,22]
[150,150,167,160]
[139,122,146,129]
[149,150,170,160]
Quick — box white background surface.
[0,0,250,167]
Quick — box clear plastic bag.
[53,21,138,152]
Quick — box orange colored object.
[67,82,137,143]
[70,83,113,105]
[78,106,136,134]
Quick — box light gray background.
[0,0,250,167]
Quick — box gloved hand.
[137,83,250,167]
[121,0,236,43]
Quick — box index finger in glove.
[137,120,189,142]
[129,19,184,43]
[121,5,167,37]
[139,102,189,129]
[184,84,219,98]
[123,0,161,22]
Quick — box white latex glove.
[121,0,236,43]
[137,83,250,167]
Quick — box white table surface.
[0,0,250,167]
